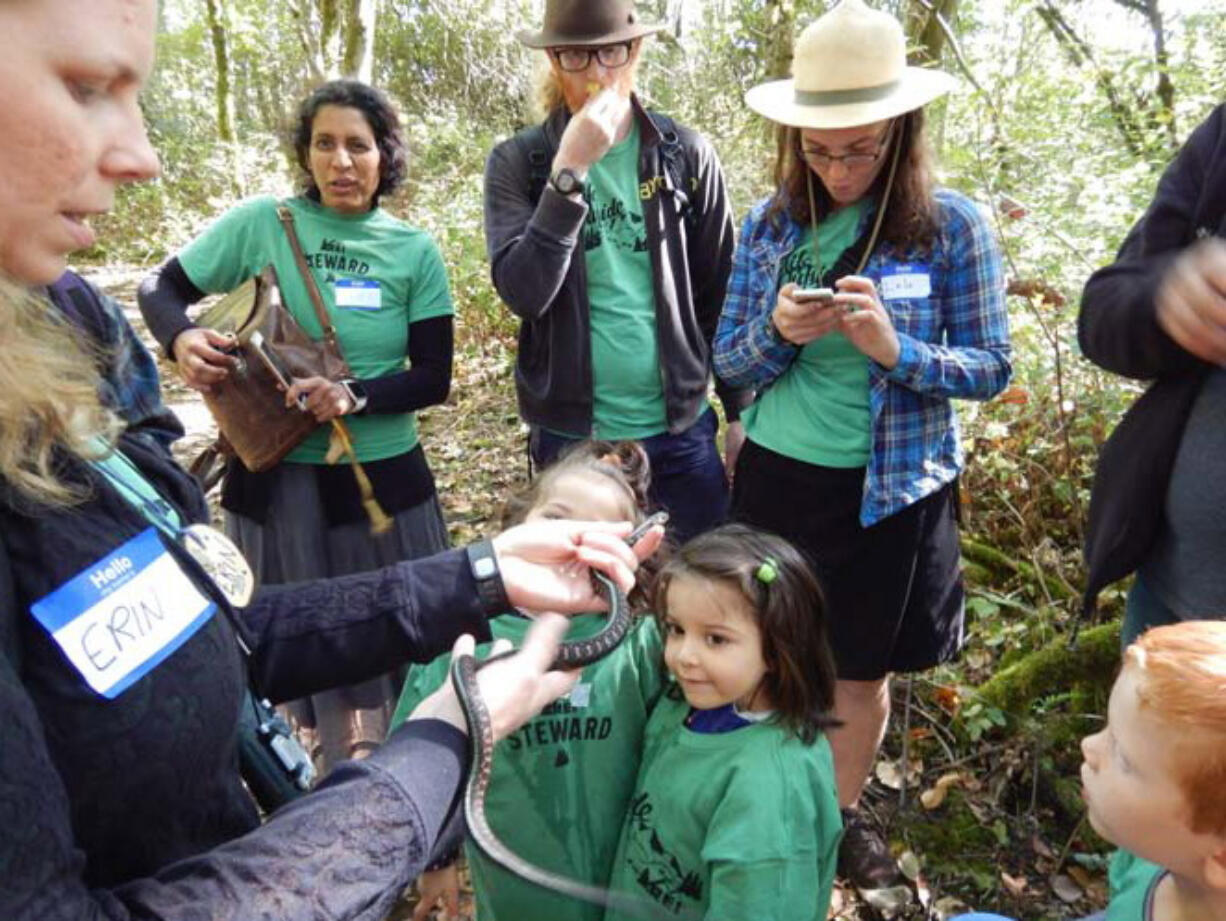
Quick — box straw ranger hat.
[746,0,957,130]
[517,0,664,49]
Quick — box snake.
[450,512,680,921]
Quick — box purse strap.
[276,204,347,363]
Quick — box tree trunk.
[1126,0,1178,150]
[204,0,235,143]
[1034,0,1145,157]
[906,0,959,67]
[341,0,379,82]
[763,0,795,81]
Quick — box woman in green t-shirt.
[138,80,455,775]
[713,0,1012,889]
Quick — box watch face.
[552,168,582,196]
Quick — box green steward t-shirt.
[582,124,668,440]
[1107,849,1165,921]
[743,203,872,468]
[178,195,454,464]
[605,694,842,921]
[390,614,664,921]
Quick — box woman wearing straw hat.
[714,0,1011,889]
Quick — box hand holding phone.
[792,286,836,304]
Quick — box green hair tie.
[755,559,779,585]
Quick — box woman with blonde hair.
[714,0,1011,888]
[0,5,660,918]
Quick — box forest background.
[81,0,1226,918]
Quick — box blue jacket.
[714,189,1011,525]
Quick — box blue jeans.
[530,408,729,543]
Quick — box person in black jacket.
[484,0,752,543]
[1079,103,1226,645]
[0,3,662,919]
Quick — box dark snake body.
[450,515,678,920]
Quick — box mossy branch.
[961,537,1078,602]
[974,622,1120,717]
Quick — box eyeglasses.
[800,127,893,171]
[550,42,633,72]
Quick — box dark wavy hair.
[766,108,939,254]
[292,79,407,207]
[654,523,839,743]
[501,440,660,611]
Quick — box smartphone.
[792,286,835,303]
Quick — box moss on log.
[961,537,1078,602]
[975,621,1120,717]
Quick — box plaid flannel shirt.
[714,188,1011,526]
[47,272,184,449]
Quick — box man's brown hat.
[516,0,664,49]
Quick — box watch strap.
[466,539,510,614]
[339,379,369,414]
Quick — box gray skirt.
[225,461,449,766]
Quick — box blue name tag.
[879,263,932,300]
[30,528,216,699]
[334,278,382,310]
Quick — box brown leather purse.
[194,263,346,472]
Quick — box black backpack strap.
[524,124,554,205]
[647,112,696,230]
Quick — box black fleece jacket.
[484,96,752,436]
[1078,103,1226,614]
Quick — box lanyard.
[88,439,256,613]
[89,440,184,539]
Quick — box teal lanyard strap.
[88,440,184,540]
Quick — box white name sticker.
[568,682,592,709]
[334,278,382,310]
[30,528,216,699]
[879,264,932,300]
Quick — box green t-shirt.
[178,195,454,464]
[1107,849,1165,921]
[390,614,665,921]
[743,203,872,468]
[606,694,842,921]
[582,125,668,440]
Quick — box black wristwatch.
[466,539,510,614]
[339,378,369,414]
[548,167,586,197]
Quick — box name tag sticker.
[30,528,216,699]
[334,278,382,310]
[879,264,932,300]
[568,683,592,709]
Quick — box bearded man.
[483,0,750,542]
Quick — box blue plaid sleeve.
[713,209,800,391]
[885,191,1012,400]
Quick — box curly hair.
[292,79,407,207]
[653,523,839,744]
[766,108,939,255]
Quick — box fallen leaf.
[898,849,921,881]
[860,885,913,919]
[1001,871,1028,896]
[1032,835,1056,859]
[932,895,970,920]
[932,684,961,714]
[920,784,947,810]
[1067,865,1095,890]
[876,760,903,790]
[1051,873,1083,904]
